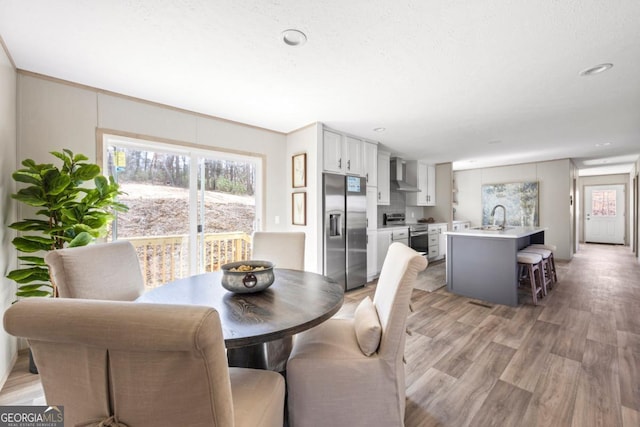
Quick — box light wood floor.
[1,244,639,426]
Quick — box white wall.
[578,173,631,244]
[286,123,322,273]
[454,159,573,260]
[0,43,17,388]
[17,73,289,234]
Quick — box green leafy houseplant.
[7,149,128,298]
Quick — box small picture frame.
[292,192,307,225]
[292,153,307,188]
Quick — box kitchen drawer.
[428,246,438,257]
[428,234,438,245]
[393,230,409,239]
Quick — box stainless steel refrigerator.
[323,173,367,290]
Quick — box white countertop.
[378,222,447,231]
[377,224,410,231]
[445,226,547,239]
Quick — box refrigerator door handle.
[329,213,342,236]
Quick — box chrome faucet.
[490,204,507,230]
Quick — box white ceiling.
[1,0,639,174]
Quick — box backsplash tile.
[378,191,407,225]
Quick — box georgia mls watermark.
[0,406,64,427]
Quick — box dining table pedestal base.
[227,336,293,372]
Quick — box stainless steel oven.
[409,224,429,254]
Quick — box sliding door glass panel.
[197,155,257,273]
[105,143,191,288]
[104,134,262,286]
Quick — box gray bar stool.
[517,251,544,305]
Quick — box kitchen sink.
[471,225,514,231]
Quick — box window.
[591,189,616,217]
[103,134,262,288]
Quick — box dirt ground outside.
[114,183,256,237]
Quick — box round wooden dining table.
[136,268,344,370]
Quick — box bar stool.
[526,244,558,284]
[520,247,553,295]
[517,251,544,305]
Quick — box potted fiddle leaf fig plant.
[7,149,128,373]
[7,149,128,299]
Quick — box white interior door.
[585,185,625,244]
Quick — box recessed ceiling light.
[579,63,613,76]
[282,29,307,47]
[595,142,611,147]
[373,127,386,132]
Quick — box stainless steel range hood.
[390,157,420,192]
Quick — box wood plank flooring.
[1,243,639,426]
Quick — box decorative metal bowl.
[220,261,275,293]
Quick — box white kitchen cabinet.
[376,229,392,274]
[322,128,364,176]
[438,224,448,258]
[367,230,378,281]
[323,129,343,174]
[344,136,363,176]
[427,223,447,261]
[406,161,436,206]
[366,186,377,230]
[426,164,436,206]
[363,141,378,186]
[377,151,390,205]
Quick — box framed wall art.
[292,192,307,225]
[292,153,307,188]
[481,181,539,226]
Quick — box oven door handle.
[410,231,430,236]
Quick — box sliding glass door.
[103,134,260,288]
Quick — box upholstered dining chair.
[251,232,306,270]
[250,232,306,371]
[286,242,428,427]
[3,298,285,427]
[45,240,145,300]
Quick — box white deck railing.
[124,232,252,288]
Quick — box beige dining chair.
[45,240,145,300]
[251,232,305,270]
[3,298,285,427]
[250,232,306,371]
[286,242,428,427]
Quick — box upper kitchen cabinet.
[344,136,363,175]
[322,128,364,176]
[406,161,436,206]
[323,129,344,174]
[377,151,390,205]
[363,141,378,186]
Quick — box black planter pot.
[28,348,38,374]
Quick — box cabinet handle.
[347,160,351,170]
[338,158,342,169]
[378,191,381,200]
[366,173,369,182]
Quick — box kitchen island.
[445,226,546,306]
